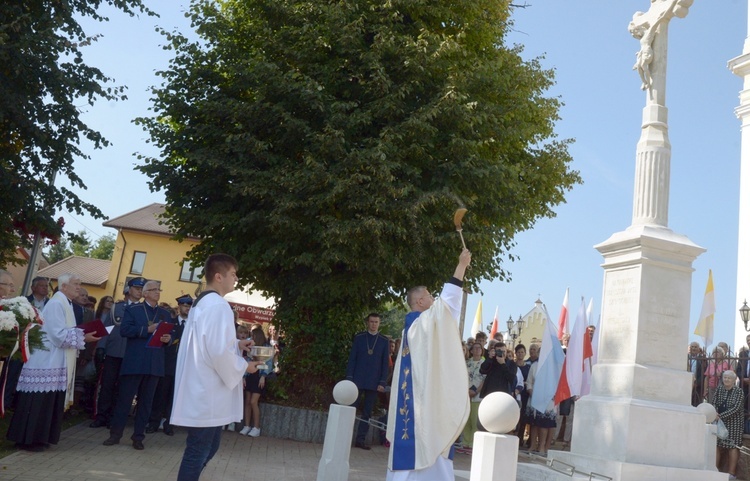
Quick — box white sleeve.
[439,282,463,321]
[200,304,247,389]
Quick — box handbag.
[715,419,729,440]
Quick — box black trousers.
[148,374,175,429]
[94,356,122,423]
[354,389,378,444]
[109,374,160,442]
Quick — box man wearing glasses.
[386,249,471,481]
[103,280,172,450]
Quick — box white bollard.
[317,381,359,481]
[470,432,518,481]
[469,392,520,481]
[317,403,356,481]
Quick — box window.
[180,260,203,283]
[130,251,146,275]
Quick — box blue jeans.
[177,426,223,481]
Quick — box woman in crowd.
[514,344,531,446]
[525,358,556,457]
[6,273,100,451]
[226,324,249,432]
[459,342,486,454]
[95,296,114,322]
[713,370,744,480]
[704,345,730,403]
[239,324,273,437]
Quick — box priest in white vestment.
[386,249,472,481]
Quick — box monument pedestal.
[546,226,724,481]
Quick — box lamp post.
[506,315,526,349]
[504,316,515,348]
[740,300,750,332]
[516,315,526,346]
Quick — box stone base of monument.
[517,454,728,481]
[516,422,726,481]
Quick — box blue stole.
[392,311,456,470]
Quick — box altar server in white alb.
[171,254,262,481]
[386,249,472,481]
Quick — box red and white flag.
[555,296,587,404]
[581,298,595,396]
[556,288,570,341]
[489,306,499,339]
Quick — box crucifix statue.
[628,0,693,101]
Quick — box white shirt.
[171,292,247,427]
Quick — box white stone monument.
[520,1,728,480]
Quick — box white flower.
[0,311,19,331]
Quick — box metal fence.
[688,353,748,408]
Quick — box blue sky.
[64,1,747,350]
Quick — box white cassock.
[171,292,247,427]
[386,282,470,480]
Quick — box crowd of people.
[688,337,750,479]
[0,266,281,457]
[455,331,576,457]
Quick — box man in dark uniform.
[90,277,146,428]
[147,294,191,436]
[345,313,390,450]
[103,279,172,450]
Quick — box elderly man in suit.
[25,276,49,309]
[103,280,172,450]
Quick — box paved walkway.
[0,422,472,481]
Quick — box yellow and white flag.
[694,270,715,347]
[471,298,483,338]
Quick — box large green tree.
[0,1,151,267]
[138,0,580,407]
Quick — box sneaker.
[227,422,236,432]
[728,475,737,480]
[249,427,261,437]
[239,426,252,436]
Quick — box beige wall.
[107,229,201,307]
